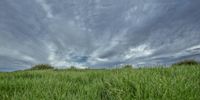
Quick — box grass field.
[0,65,200,100]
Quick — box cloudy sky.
[1,0,200,71]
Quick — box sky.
[0,0,200,71]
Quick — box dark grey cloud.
[0,0,200,71]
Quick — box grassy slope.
[0,65,200,100]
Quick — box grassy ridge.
[0,65,200,100]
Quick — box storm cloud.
[0,0,200,71]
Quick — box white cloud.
[96,58,109,62]
[125,44,154,59]
[186,45,200,51]
[36,0,54,18]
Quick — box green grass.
[0,65,200,100]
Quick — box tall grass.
[0,65,199,100]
